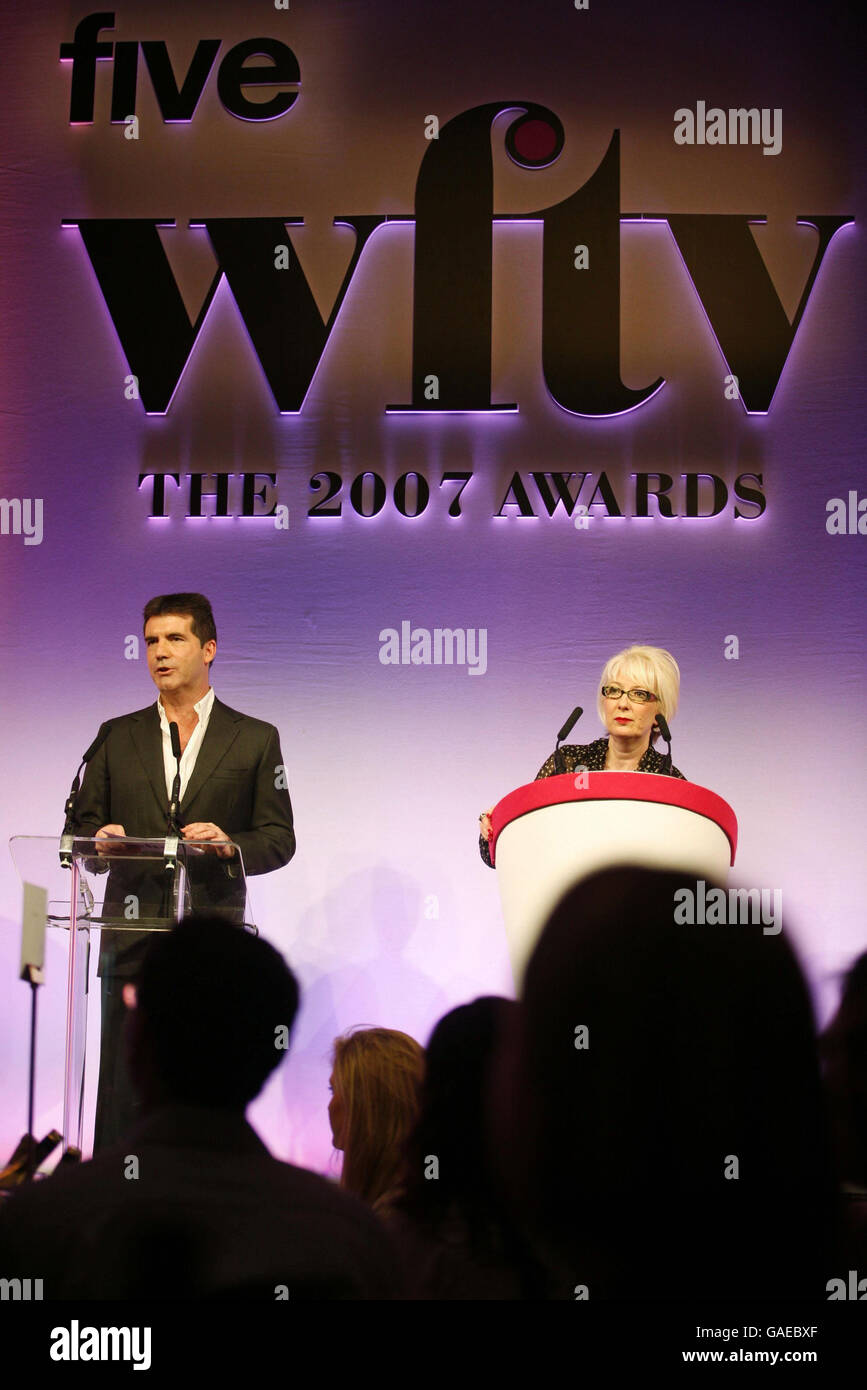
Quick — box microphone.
[655,712,673,775]
[552,706,583,775]
[81,725,113,765]
[60,722,113,866]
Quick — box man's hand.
[93,824,127,857]
[181,823,235,858]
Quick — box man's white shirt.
[157,686,215,801]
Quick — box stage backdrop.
[0,0,864,1173]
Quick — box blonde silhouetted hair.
[331,1027,425,1208]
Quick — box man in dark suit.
[0,917,400,1299]
[74,593,296,1149]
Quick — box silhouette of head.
[821,950,867,1187]
[494,865,834,1298]
[128,915,300,1110]
[401,997,517,1233]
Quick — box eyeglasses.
[601,685,658,704]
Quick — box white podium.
[490,771,738,988]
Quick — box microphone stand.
[59,778,82,870]
[24,962,39,1182]
[163,723,183,921]
[59,724,113,868]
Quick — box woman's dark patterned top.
[479,737,686,867]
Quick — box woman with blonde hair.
[479,644,685,864]
[328,1027,425,1216]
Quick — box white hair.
[596,645,681,739]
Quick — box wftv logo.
[60,27,852,420]
[60,13,300,124]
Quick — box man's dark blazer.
[74,696,296,973]
[0,1106,401,1299]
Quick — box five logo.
[60,12,300,124]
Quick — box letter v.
[140,40,221,122]
[665,213,852,411]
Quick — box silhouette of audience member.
[0,917,402,1299]
[490,867,837,1300]
[329,1028,424,1217]
[390,997,553,1298]
[820,950,867,1264]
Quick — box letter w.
[532,472,588,516]
[66,217,386,413]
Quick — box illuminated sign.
[60,22,852,420]
[60,12,300,123]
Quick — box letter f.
[60,12,115,123]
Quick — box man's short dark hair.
[143,594,217,664]
[133,916,300,1108]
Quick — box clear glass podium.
[9,835,251,1152]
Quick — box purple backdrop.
[0,0,864,1173]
